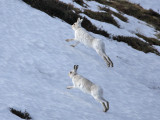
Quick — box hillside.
[0,0,160,120]
[22,0,160,56]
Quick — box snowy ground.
[0,0,160,120]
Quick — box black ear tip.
[73,65,79,70]
[76,65,79,69]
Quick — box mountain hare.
[66,18,113,67]
[67,65,109,112]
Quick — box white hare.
[66,18,113,67]
[67,65,109,112]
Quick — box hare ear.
[77,18,80,23]
[78,18,81,21]
[74,65,79,72]
[80,19,83,23]
[78,18,83,25]
[76,65,79,70]
[74,65,76,69]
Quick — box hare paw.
[70,45,75,47]
[66,39,70,42]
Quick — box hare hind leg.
[103,56,111,67]
[101,97,109,111]
[93,96,109,112]
[103,55,113,67]
[95,49,111,67]
[102,102,108,112]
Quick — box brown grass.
[136,34,160,46]
[155,33,160,39]
[83,9,120,27]
[73,0,88,7]
[113,36,160,55]
[99,7,128,22]
[10,108,32,119]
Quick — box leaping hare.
[66,18,113,67]
[67,65,109,112]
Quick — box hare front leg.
[71,41,80,47]
[67,86,75,89]
[66,38,75,42]
[66,38,79,47]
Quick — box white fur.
[66,18,113,67]
[67,65,109,112]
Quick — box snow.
[114,14,157,38]
[128,0,160,13]
[85,1,105,11]
[0,0,160,120]
[60,0,83,9]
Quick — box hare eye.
[70,72,72,74]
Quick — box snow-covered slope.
[0,0,160,120]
